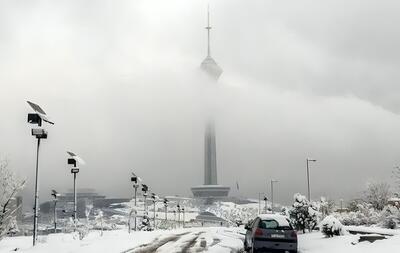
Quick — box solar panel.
[27,101,46,115]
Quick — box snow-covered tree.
[289,193,319,233]
[319,197,336,218]
[0,158,25,240]
[364,181,391,211]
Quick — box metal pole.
[264,197,267,213]
[177,208,180,227]
[73,172,77,224]
[33,138,40,246]
[182,209,185,228]
[306,159,311,201]
[271,181,274,213]
[54,199,57,233]
[258,193,261,214]
[144,194,147,214]
[134,186,137,231]
[153,201,156,229]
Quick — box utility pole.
[306,158,317,201]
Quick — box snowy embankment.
[0,227,245,253]
[298,231,400,253]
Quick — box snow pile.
[319,215,346,237]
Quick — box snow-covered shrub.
[138,215,153,231]
[378,205,399,229]
[0,158,25,240]
[320,215,346,237]
[335,202,379,226]
[289,193,319,232]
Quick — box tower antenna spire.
[206,4,211,57]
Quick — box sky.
[2,0,400,207]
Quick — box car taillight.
[255,228,263,236]
[291,231,297,238]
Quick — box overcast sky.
[2,0,400,207]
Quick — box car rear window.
[258,219,293,230]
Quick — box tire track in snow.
[122,232,189,253]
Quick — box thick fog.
[2,0,400,208]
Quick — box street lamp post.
[141,184,148,214]
[27,101,54,246]
[270,180,278,213]
[177,204,181,228]
[306,158,317,201]
[51,190,59,233]
[130,173,141,232]
[151,193,157,229]
[163,198,168,221]
[67,152,85,226]
[182,207,185,228]
[258,193,267,214]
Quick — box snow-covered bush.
[138,215,152,231]
[320,215,346,237]
[378,205,399,229]
[289,193,319,232]
[0,158,25,240]
[335,202,379,226]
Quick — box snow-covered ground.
[0,227,244,253]
[3,227,400,252]
[299,232,400,253]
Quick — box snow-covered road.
[123,228,244,253]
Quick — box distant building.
[40,188,129,218]
[191,7,230,202]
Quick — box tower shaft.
[204,123,218,185]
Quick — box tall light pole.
[163,198,168,221]
[258,192,267,214]
[177,204,181,228]
[27,101,54,246]
[306,158,317,201]
[141,184,148,214]
[67,151,85,225]
[182,207,185,228]
[130,172,141,232]
[51,190,59,233]
[270,180,278,213]
[151,193,157,229]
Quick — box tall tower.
[191,6,230,201]
[200,6,223,80]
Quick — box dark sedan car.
[244,214,297,253]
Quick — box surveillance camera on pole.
[67,151,85,225]
[27,101,54,246]
[129,172,142,232]
[51,190,60,233]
